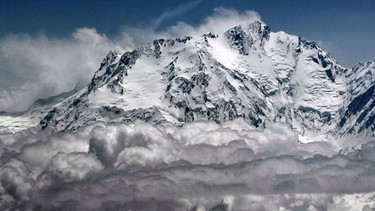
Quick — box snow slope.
[37,21,374,138]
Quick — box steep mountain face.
[39,21,374,137]
[339,62,375,136]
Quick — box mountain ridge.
[37,21,374,138]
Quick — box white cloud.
[0,159,33,209]
[153,0,203,29]
[48,152,104,182]
[1,119,375,209]
[163,7,261,37]
[0,28,124,112]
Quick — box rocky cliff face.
[338,61,375,136]
[39,21,374,138]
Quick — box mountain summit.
[39,21,375,137]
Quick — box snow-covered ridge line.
[33,20,374,138]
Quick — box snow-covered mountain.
[339,61,375,136]
[38,21,374,138]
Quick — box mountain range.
[29,21,375,138]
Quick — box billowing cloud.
[162,7,261,37]
[47,152,104,182]
[0,119,375,210]
[0,28,124,112]
[0,7,260,113]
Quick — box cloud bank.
[0,119,375,210]
[0,7,260,113]
[0,28,124,112]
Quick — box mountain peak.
[224,21,270,55]
[37,21,375,138]
[245,20,270,40]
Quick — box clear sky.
[1,0,374,67]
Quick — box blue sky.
[1,0,374,67]
[0,0,375,112]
